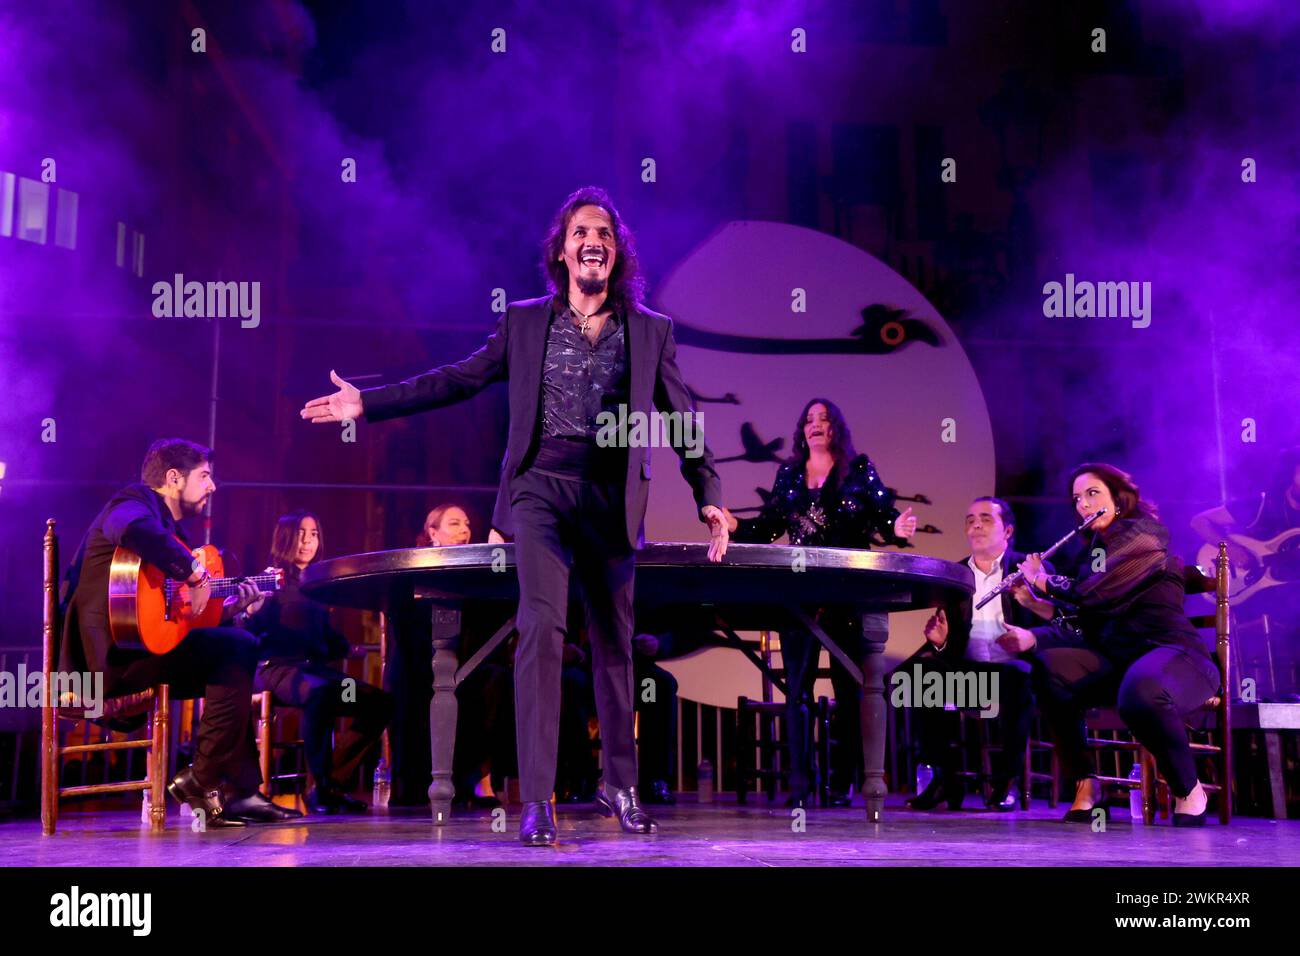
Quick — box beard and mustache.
[576,274,608,295]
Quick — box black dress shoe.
[226,792,304,823]
[519,801,557,846]
[906,770,963,811]
[640,780,676,805]
[307,787,367,815]
[827,790,854,808]
[595,785,659,833]
[166,767,245,829]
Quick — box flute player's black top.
[731,454,906,548]
[1029,515,1210,665]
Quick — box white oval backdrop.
[642,221,994,707]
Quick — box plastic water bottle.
[141,788,152,825]
[697,759,714,803]
[372,758,391,810]
[1128,762,1144,824]
[916,763,934,796]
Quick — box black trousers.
[780,609,886,799]
[910,658,1036,783]
[255,659,393,792]
[510,468,638,802]
[1035,644,1219,798]
[105,625,261,796]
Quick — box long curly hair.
[789,397,858,485]
[541,186,645,312]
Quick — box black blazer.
[361,295,723,548]
[933,549,1052,661]
[57,483,197,675]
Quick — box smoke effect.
[1,0,1297,651]
[1005,0,1300,523]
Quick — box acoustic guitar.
[108,538,283,654]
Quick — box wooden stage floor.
[3,794,1295,867]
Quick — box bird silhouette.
[670,303,941,355]
[849,305,942,349]
[716,422,785,464]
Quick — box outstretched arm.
[301,312,509,424]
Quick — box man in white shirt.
[905,497,1055,811]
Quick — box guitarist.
[1190,445,1300,571]
[57,438,300,826]
[1191,445,1300,698]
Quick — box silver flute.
[973,508,1107,610]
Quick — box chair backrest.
[1184,543,1231,702]
[42,519,103,714]
[760,631,775,703]
[42,519,60,697]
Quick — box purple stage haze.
[1,0,1298,648]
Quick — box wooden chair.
[736,631,835,805]
[939,709,1059,809]
[1082,543,1232,823]
[41,519,170,834]
[1155,544,1232,823]
[252,690,309,803]
[892,638,1059,810]
[1025,723,1061,808]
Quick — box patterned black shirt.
[540,300,630,440]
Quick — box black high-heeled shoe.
[1063,804,1110,823]
[905,769,964,811]
[1172,807,1208,827]
[1063,777,1107,823]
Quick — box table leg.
[1265,730,1287,821]
[428,602,462,825]
[860,625,889,822]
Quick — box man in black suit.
[57,438,300,826]
[905,496,1055,810]
[302,186,729,845]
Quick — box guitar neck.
[205,575,281,596]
